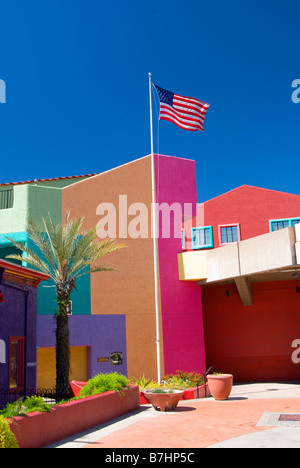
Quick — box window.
[269,217,300,232]
[0,189,13,210]
[9,337,24,390]
[218,224,240,245]
[191,226,213,249]
[270,220,289,231]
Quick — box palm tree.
[6,213,124,397]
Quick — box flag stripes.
[153,84,210,131]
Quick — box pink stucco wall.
[154,155,206,375]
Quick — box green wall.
[0,184,62,234]
[0,181,91,316]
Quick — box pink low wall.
[9,385,139,448]
[181,383,211,400]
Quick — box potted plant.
[144,388,184,412]
[206,373,233,400]
[133,370,210,404]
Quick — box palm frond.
[76,265,117,278]
[5,213,125,285]
[26,217,58,273]
[5,239,56,281]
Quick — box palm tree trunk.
[55,311,70,399]
[56,278,75,399]
[55,283,74,399]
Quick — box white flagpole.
[148,72,161,383]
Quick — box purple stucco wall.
[37,314,127,378]
[0,282,37,392]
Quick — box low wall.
[9,385,139,448]
[181,383,210,400]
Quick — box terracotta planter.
[144,390,184,411]
[207,374,233,400]
[140,383,211,405]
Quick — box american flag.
[153,84,210,131]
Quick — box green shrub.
[79,372,128,398]
[0,416,19,448]
[162,370,204,388]
[133,370,204,392]
[0,396,52,419]
[148,389,174,394]
[131,374,160,391]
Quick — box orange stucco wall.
[62,156,164,380]
[37,346,88,389]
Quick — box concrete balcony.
[178,225,300,305]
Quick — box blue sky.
[0,0,299,201]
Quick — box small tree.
[6,213,124,397]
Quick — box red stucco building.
[179,184,300,382]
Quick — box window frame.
[9,336,25,391]
[269,217,300,232]
[0,188,14,210]
[218,223,240,246]
[181,228,186,250]
[191,226,213,250]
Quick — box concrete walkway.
[47,382,300,449]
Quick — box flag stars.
[153,85,174,106]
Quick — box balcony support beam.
[234,277,253,306]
